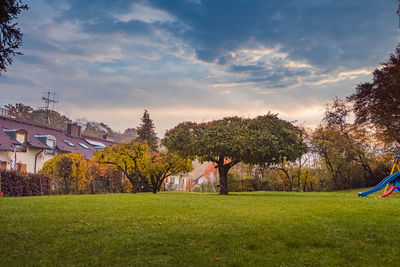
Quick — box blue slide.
[358,172,400,197]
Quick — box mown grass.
[1,190,400,266]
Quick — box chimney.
[0,106,10,118]
[67,123,81,137]
[103,134,114,142]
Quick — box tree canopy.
[5,102,32,120]
[348,45,400,145]
[94,142,192,193]
[162,114,307,194]
[93,142,150,193]
[144,151,193,194]
[41,153,88,194]
[0,0,28,73]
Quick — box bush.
[0,170,51,197]
[41,153,88,194]
[227,173,257,192]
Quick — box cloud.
[0,0,398,135]
[41,1,399,83]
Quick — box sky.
[1,0,399,136]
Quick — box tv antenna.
[40,91,59,125]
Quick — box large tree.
[348,45,400,145]
[136,110,159,151]
[93,142,150,193]
[0,0,28,73]
[162,114,307,195]
[94,142,192,194]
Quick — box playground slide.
[380,186,396,198]
[358,171,400,197]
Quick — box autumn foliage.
[41,153,127,194]
[94,141,193,193]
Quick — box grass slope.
[1,190,400,266]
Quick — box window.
[0,161,6,171]
[46,137,56,148]
[85,139,106,149]
[46,138,56,154]
[16,131,26,145]
[0,107,9,117]
[47,139,55,148]
[63,140,75,146]
[35,135,56,154]
[79,143,89,149]
[17,163,27,172]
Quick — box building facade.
[0,115,115,173]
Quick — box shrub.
[41,153,89,194]
[0,170,51,197]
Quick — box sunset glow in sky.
[1,0,399,135]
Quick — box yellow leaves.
[93,141,192,193]
[93,141,150,174]
[41,153,89,193]
[145,152,193,178]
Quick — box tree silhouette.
[136,110,159,151]
[348,45,400,145]
[0,0,28,73]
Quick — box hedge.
[0,170,52,197]
[0,170,130,197]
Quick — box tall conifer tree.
[136,110,158,151]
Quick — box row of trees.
[197,45,400,193]
[39,147,192,194]
[15,105,304,195]
[93,142,192,193]
[306,45,400,191]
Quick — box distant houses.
[165,161,218,192]
[0,108,115,173]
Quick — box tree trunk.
[132,172,138,193]
[218,156,230,195]
[216,156,239,195]
[219,166,229,195]
[125,175,136,194]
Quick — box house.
[0,114,115,173]
[163,161,219,192]
[164,174,188,191]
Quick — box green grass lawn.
[1,190,400,266]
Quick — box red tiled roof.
[0,116,116,158]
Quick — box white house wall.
[0,151,11,170]
[0,147,57,173]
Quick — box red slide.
[380,186,397,198]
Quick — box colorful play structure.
[359,155,400,197]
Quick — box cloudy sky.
[1,0,399,135]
